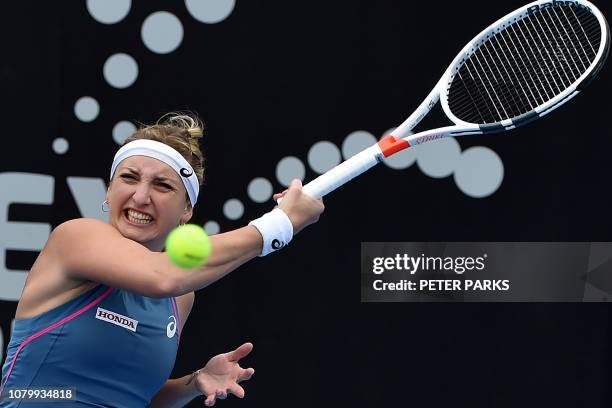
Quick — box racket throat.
[378,135,411,158]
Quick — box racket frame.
[299,0,609,199]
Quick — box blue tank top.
[0,284,181,407]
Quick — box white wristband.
[248,208,294,256]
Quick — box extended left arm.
[148,344,255,408]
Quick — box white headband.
[110,139,199,207]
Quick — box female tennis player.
[0,114,324,407]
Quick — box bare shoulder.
[15,219,105,319]
[50,218,120,244]
[45,218,124,270]
[48,217,151,277]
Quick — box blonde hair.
[123,112,206,186]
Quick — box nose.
[132,182,152,206]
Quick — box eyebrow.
[122,167,178,184]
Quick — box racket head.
[438,0,609,132]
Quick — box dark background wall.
[1,1,612,407]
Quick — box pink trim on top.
[170,297,182,341]
[0,287,114,398]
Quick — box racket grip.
[277,145,382,203]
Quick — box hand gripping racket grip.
[277,144,382,203]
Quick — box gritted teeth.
[126,209,154,223]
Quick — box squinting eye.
[158,183,173,190]
[120,174,136,180]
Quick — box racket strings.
[448,5,601,124]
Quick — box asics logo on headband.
[180,168,193,178]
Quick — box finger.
[289,178,303,190]
[273,191,289,205]
[216,390,227,400]
[227,342,253,362]
[229,384,246,398]
[238,367,255,382]
[280,180,303,203]
[204,394,216,407]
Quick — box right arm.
[51,180,323,297]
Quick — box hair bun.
[187,127,203,139]
[160,112,204,140]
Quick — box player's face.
[107,156,193,251]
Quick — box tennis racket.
[294,0,609,200]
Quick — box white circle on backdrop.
[112,121,136,144]
[185,0,236,23]
[204,221,220,235]
[380,129,418,170]
[415,137,461,178]
[141,12,184,54]
[103,53,139,88]
[342,130,377,159]
[74,96,100,122]
[454,146,504,198]
[276,157,305,187]
[86,0,131,24]
[223,199,244,220]
[52,138,69,155]
[308,141,341,174]
[248,177,273,203]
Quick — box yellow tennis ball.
[165,224,212,269]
